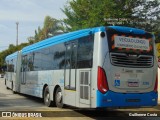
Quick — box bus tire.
[12,82,14,90]
[5,79,9,89]
[12,82,16,94]
[13,91,17,94]
[55,87,63,108]
[44,86,53,107]
[5,79,6,85]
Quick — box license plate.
[128,82,139,87]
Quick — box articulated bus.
[5,26,158,108]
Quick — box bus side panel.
[20,71,51,98]
[5,72,13,89]
[91,32,100,108]
[20,71,40,97]
[91,31,109,108]
[20,70,64,100]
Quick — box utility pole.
[16,22,19,46]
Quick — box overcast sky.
[0,0,67,51]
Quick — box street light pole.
[16,22,19,46]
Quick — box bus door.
[64,41,77,106]
[21,55,27,84]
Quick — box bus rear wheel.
[44,86,53,107]
[55,87,63,108]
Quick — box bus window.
[77,35,94,68]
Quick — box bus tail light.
[97,66,109,94]
[154,74,158,92]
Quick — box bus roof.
[108,26,146,34]
[20,26,150,55]
[22,26,106,54]
[5,51,18,61]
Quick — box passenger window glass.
[65,45,71,69]
[77,35,94,68]
[71,43,77,69]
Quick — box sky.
[0,0,67,52]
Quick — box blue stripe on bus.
[108,26,146,34]
[22,26,106,55]
[97,90,157,107]
[5,51,18,60]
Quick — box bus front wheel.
[55,87,63,108]
[44,86,53,107]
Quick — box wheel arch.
[42,84,48,98]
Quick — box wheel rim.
[56,91,62,103]
[45,92,50,103]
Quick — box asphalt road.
[0,78,160,120]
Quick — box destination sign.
[114,36,149,50]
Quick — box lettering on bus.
[114,36,149,50]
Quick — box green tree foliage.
[154,17,160,43]
[62,0,160,33]
[29,16,67,44]
[0,43,28,71]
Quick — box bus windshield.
[106,27,154,55]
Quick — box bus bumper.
[96,90,158,107]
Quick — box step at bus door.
[64,41,77,106]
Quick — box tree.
[0,42,29,69]
[43,16,59,38]
[29,16,67,43]
[0,16,67,68]
[28,36,35,44]
[62,0,160,32]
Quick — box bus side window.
[65,45,71,69]
[28,53,34,71]
[71,42,77,69]
[77,35,94,68]
[6,60,9,72]
[21,55,28,72]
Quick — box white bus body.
[5,26,158,108]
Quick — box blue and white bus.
[5,26,158,108]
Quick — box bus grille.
[110,53,153,68]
